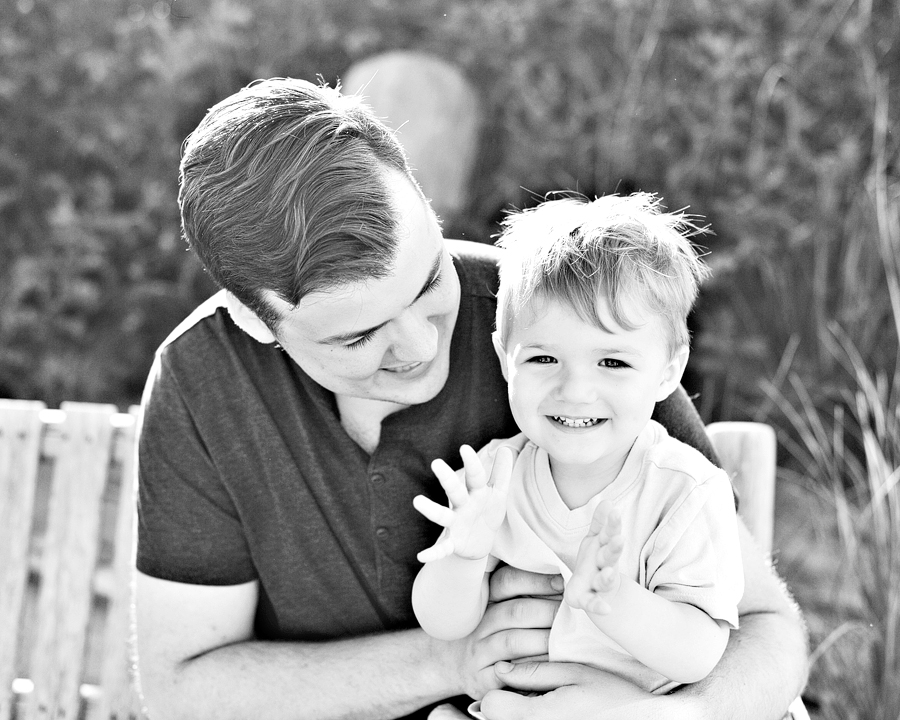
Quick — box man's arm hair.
[134,568,563,720]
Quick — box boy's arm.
[478,519,808,720]
[586,577,730,684]
[412,445,515,640]
[412,554,493,639]
[565,501,730,683]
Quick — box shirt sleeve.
[643,469,744,628]
[135,351,257,585]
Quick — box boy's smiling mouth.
[551,415,605,429]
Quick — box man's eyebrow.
[320,251,443,345]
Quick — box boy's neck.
[549,447,632,510]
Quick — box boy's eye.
[599,358,629,369]
[527,355,556,364]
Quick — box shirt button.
[375,527,390,539]
[371,473,385,485]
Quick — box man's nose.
[390,309,439,363]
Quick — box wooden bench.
[0,400,804,720]
[0,400,145,720]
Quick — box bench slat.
[0,401,46,719]
[22,404,116,720]
[90,407,144,720]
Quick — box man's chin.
[376,359,449,406]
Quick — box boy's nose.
[554,367,599,403]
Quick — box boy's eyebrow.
[320,251,443,345]
[521,341,643,355]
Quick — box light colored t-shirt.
[479,420,743,694]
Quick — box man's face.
[496,295,687,482]
[266,170,461,406]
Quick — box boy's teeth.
[553,416,601,428]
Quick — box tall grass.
[757,25,900,714]
[766,328,900,719]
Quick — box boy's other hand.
[565,500,624,615]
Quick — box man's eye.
[345,330,377,349]
[421,268,444,295]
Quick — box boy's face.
[494,295,688,481]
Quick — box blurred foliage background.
[2,1,899,716]
[1,0,896,416]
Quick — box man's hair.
[178,77,420,330]
[495,193,711,354]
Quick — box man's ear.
[491,331,509,382]
[224,291,277,344]
[656,344,690,401]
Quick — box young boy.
[411,193,743,700]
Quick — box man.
[135,77,807,720]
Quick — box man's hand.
[441,564,564,700]
[564,500,624,615]
[480,661,697,720]
[414,445,513,562]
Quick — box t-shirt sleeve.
[644,469,744,628]
[135,351,257,585]
[654,386,740,510]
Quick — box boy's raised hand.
[413,445,515,563]
[565,500,624,615]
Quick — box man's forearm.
[668,523,809,720]
[670,608,808,719]
[141,629,454,720]
[481,606,809,720]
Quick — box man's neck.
[335,394,408,454]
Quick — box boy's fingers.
[594,534,624,567]
[460,444,489,490]
[417,538,455,563]
[585,596,613,615]
[431,458,469,507]
[592,566,618,593]
[413,494,455,527]
[588,499,613,534]
[606,507,623,538]
[489,445,517,497]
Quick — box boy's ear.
[224,291,277,344]
[656,344,690,401]
[491,331,509,382]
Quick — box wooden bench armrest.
[706,421,777,554]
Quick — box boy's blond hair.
[495,193,710,355]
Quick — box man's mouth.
[382,361,424,374]
[551,416,604,429]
